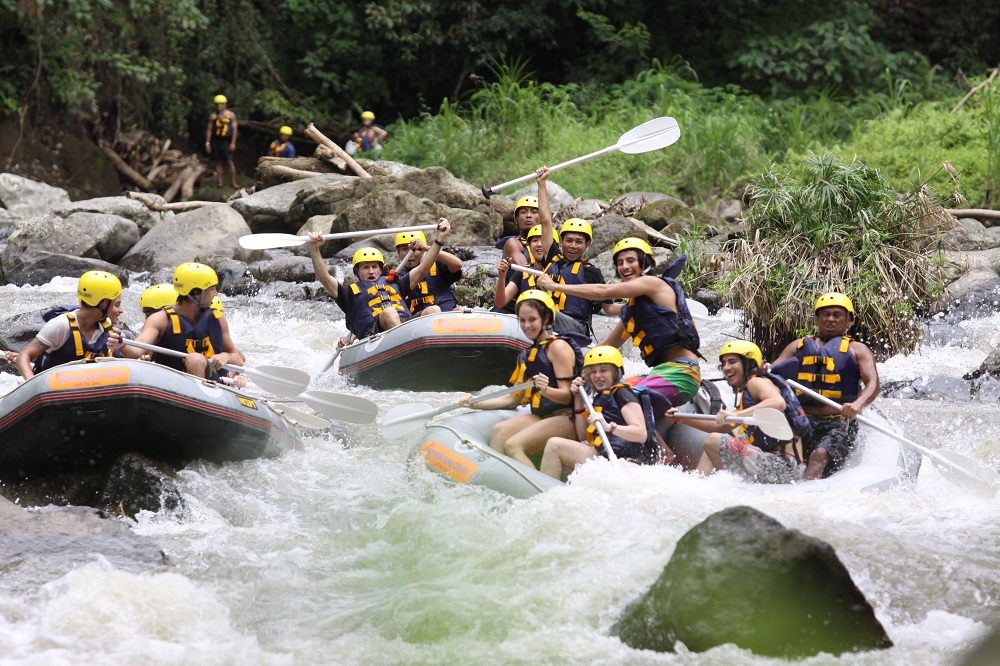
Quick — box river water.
[1,277,997,665]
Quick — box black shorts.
[805,416,859,477]
[210,139,232,162]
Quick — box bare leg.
[490,414,539,453]
[183,353,209,379]
[656,431,676,465]
[504,415,577,468]
[214,162,223,187]
[377,309,404,331]
[227,160,238,187]
[417,305,442,316]
[803,449,829,480]
[696,433,722,476]
[540,437,597,479]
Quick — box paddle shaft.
[382,381,534,430]
[670,410,791,440]
[123,339,249,377]
[482,119,679,196]
[319,225,437,243]
[579,388,620,465]
[319,333,356,375]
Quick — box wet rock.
[939,218,1000,252]
[1,211,140,265]
[964,346,1000,381]
[0,308,47,351]
[510,179,575,213]
[636,198,737,237]
[694,288,723,313]
[890,375,971,401]
[253,256,316,283]
[231,174,352,233]
[589,213,643,256]
[0,173,71,218]
[98,453,185,519]
[713,197,745,224]
[0,497,166,570]
[939,267,1000,322]
[971,375,1000,403]
[920,320,971,347]
[611,191,679,214]
[1,249,128,287]
[118,204,260,273]
[611,506,891,658]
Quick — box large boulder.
[939,268,1000,322]
[231,174,354,233]
[887,374,971,401]
[635,198,737,237]
[0,173,71,218]
[1,212,139,264]
[611,506,892,658]
[939,218,1000,252]
[588,213,643,256]
[1,250,128,287]
[118,204,259,273]
[53,195,173,236]
[509,179,575,213]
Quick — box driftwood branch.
[99,140,154,190]
[126,190,223,211]
[305,122,371,179]
[952,67,999,113]
[628,216,679,247]
[946,208,1000,222]
[313,144,348,171]
[267,164,330,181]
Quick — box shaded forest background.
[1,0,999,207]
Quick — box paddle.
[578,387,620,466]
[481,117,681,198]
[671,407,794,440]
[297,389,379,425]
[382,381,534,439]
[319,333,355,376]
[507,263,710,324]
[121,339,309,398]
[239,224,439,250]
[787,380,1000,495]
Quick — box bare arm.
[211,315,244,368]
[842,342,879,418]
[405,218,450,284]
[536,167,554,258]
[598,320,628,349]
[437,249,463,273]
[15,339,46,379]
[771,339,801,365]
[537,273,662,302]
[307,234,340,298]
[205,114,214,145]
[736,376,786,416]
[229,113,237,148]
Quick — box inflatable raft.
[339,310,530,391]
[0,358,303,482]
[408,380,921,498]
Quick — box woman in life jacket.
[493,223,560,313]
[459,290,585,469]
[539,346,660,479]
[495,166,557,268]
[669,340,807,484]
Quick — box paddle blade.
[747,408,794,440]
[382,403,438,439]
[686,299,710,324]
[243,365,311,398]
[238,233,309,250]
[931,449,1000,496]
[270,404,331,429]
[298,390,378,424]
[616,117,681,154]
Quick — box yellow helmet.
[213,94,227,104]
[526,224,559,243]
[352,247,385,268]
[140,283,178,310]
[719,340,763,369]
[361,111,375,120]
[77,271,123,307]
[210,295,224,311]
[394,230,427,247]
[279,125,293,136]
[173,262,219,296]
[815,292,855,316]
[612,237,653,262]
[584,345,624,370]
[514,196,539,215]
[559,218,593,241]
[515,289,558,322]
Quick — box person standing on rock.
[306,219,451,339]
[391,229,463,315]
[113,263,245,382]
[206,94,238,188]
[346,111,387,154]
[14,271,124,380]
[268,126,296,158]
[770,292,880,479]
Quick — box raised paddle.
[121,339,310,398]
[239,224,439,250]
[671,407,794,441]
[481,117,681,198]
[787,380,1000,495]
[297,389,379,425]
[382,381,534,439]
[578,388,620,466]
[507,263,710,324]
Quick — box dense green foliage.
[720,155,954,360]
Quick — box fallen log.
[126,191,223,211]
[952,67,998,113]
[946,208,1000,222]
[267,165,329,181]
[99,140,154,190]
[628,216,679,247]
[305,123,371,179]
[314,144,348,171]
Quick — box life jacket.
[155,307,226,372]
[620,256,700,367]
[355,126,383,152]
[268,139,293,157]
[509,332,587,416]
[405,261,457,313]
[736,372,812,455]
[780,335,861,405]
[543,254,593,324]
[212,110,234,139]
[36,311,113,371]
[347,278,411,337]
[585,383,660,465]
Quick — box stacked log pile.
[98,130,211,202]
